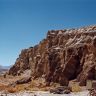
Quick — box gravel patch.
[0,91,89,96]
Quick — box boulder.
[50,86,71,94]
[16,76,31,84]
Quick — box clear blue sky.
[0,0,96,66]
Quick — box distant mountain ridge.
[0,65,11,73]
[0,65,11,69]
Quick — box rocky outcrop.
[9,49,30,76]
[16,76,31,84]
[9,25,96,86]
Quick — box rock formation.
[9,25,96,86]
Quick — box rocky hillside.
[9,25,96,86]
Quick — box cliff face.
[9,25,96,86]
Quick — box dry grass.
[0,84,6,91]
[26,78,51,91]
[6,84,28,93]
[0,75,61,92]
[0,84,17,93]
[29,78,46,88]
[71,83,81,92]
[0,83,27,93]
[7,87,17,93]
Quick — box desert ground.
[0,72,91,96]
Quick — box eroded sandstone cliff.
[9,25,96,86]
